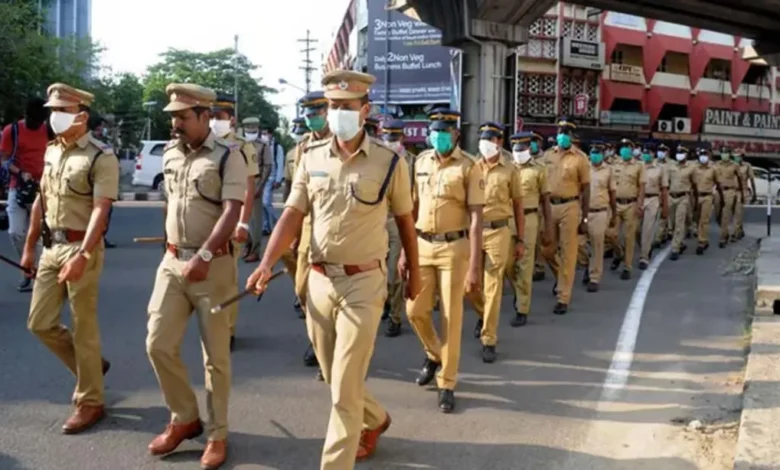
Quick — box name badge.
[309,170,328,178]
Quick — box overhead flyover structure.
[389,0,780,150]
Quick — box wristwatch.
[582,217,589,223]
[78,248,91,260]
[237,222,250,232]
[197,248,214,263]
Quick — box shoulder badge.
[88,135,114,153]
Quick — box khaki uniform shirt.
[541,146,591,198]
[643,162,669,195]
[225,131,259,178]
[477,151,523,223]
[693,164,719,194]
[517,159,550,210]
[612,160,645,199]
[163,132,247,248]
[715,160,740,190]
[386,148,414,221]
[413,147,485,234]
[41,132,120,231]
[286,135,413,265]
[737,163,755,197]
[668,162,696,194]
[589,164,615,209]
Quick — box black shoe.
[510,313,528,327]
[620,269,630,280]
[230,335,236,352]
[17,278,32,293]
[532,271,545,282]
[638,260,648,270]
[719,242,727,249]
[104,239,116,249]
[670,252,679,261]
[680,244,688,254]
[610,257,622,271]
[696,246,704,255]
[552,282,558,296]
[381,301,390,320]
[416,358,441,386]
[582,271,590,285]
[438,389,455,413]
[586,282,599,293]
[652,241,661,250]
[481,345,496,363]
[685,231,691,239]
[553,302,567,315]
[384,320,402,337]
[303,344,318,367]
[604,249,614,259]
[315,369,324,381]
[473,319,483,339]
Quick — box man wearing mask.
[692,149,723,254]
[242,116,273,263]
[638,144,669,270]
[733,148,756,240]
[540,118,590,315]
[261,126,285,235]
[533,136,555,282]
[654,143,673,247]
[468,122,524,363]
[505,132,552,325]
[1,98,49,292]
[380,119,411,338]
[604,143,618,165]
[210,96,259,351]
[22,83,118,434]
[579,143,617,292]
[605,139,645,280]
[405,108,484,412]
[713,146,742,247]
[365,116,380,138]
[247,69,420,468]
[667,146,698,260]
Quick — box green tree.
[142,49,280,140]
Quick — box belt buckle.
[53,230,66,243]
[178,248,196,261]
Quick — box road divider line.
[600,245,672,402]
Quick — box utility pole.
[234,34,240,118]
[297,29,318,94]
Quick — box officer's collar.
[185,130,218,154]
[433,146,463,161]
[481,151,508,168]
[57,131,91,150]
[329,131,370,159]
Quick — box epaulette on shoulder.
[88,135,114,153]
[215,138,239,152]
[369,138,394,154]
[234,133,247,142]
[306,136,331,151]
[417,148,435,159]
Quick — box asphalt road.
[0,207,756,470]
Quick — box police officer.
[668,146,698,260]
[406,107,485,412]
[580,143,616,292]
[145,84,245,469]
[540,118,590,314]
[734,148,756,239]
[693,149,722,254]
[505,132,552,325]
[639,144,668,269]
[467,122,524,363]
[21,83,118,434]
[242,116,273,263]
[606,138,645,280]
[380,119,412,337]
[532,136,551,282]
[714,146,742,247]
[247,70,420,469]
[209,96,259,351]
[654,143,673,246]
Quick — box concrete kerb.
[734,231,780,469]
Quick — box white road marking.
[599,244,672,402]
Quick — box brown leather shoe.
[356,413,391,461]
[148,420,204,456]
[200,440,227,469]
[62,404,105,434]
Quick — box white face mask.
[632,148,641,157]
[479,140,499,158]
[657,151,667,159]
[384,141,404,153]
[244,132,258,142]
[699,156,709,164]
[605,150,615,157]
[293,134,304,143]
[327,109,362,141]
[513,150,531,165]
[210,119,231,138]
[50,111,78,135]
[260,134,271,143]
[675,153,687,162]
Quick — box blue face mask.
[304,114,326,132]
[590,152,603,164]
[557,133,571,149]
[530,141,539,154]
[430,130,453,154]
[619,147,633,160]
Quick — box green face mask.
[641,153,652,163]
[304,115,326,132]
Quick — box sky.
[92,0,351,122]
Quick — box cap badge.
[338,81,349,90]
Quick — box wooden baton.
[133,236,165,243]
[209,268,287,314]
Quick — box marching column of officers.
[16,70,757,470]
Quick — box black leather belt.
[483,219,509,230]
[645,193,658,197]
[416,229,468,243]
[698,193,712,198]
[616,197,637,204]
[722,186,737,190]
[670,191,688,198]
[550,196,578,205]
[524,207,538,215]
[589,207,608,213]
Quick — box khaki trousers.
[407,236,469,390]
[248,196,265,257]
[719,189,738,243]
[146,253,235,440]
[508,211,539,314]
[28,243,106,406]
[295,219,313,305]
[542,200,581,304]
[606,202,639,272]
[470,226,512,346]
[385,217,404,324]
[670,195,690,252]
[583,210,609,283]
[697,195,714,246]
[735,191,747,236]
[306,266,387,470]
[640,197,660,261]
